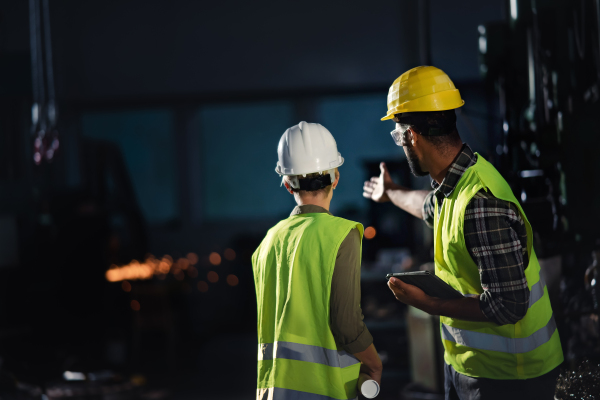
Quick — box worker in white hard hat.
[252,122,382,400]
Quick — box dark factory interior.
[0,0,599,399]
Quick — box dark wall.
[2,0,509,103]
[50,0,419,100]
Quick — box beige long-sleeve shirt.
[290,205,373,354]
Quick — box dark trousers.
[444,363,559,400]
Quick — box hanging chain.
[29,0,59,165]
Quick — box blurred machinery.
[360,1,600,398]
[478,0,600,255]
[0,1,150,384]
[477,0,600,364]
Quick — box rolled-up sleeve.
[330,228,373,354]
[464,193,530,326]
[422,190,436,228]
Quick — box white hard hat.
[275,121,344,177]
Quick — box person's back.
[253,213,364,399]
[252,122,382,400]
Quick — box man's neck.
[296,197,331,211]
[428,145,463,185]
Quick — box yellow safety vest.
[434,153,563,379]
[252,212,364,399]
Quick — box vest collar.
[431,144,477,200]
[290,204,332,216]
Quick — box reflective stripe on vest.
[461,274,546,308]
[258,342,360,369]
[257,387,358,400]
[434,154,563,379]
[442,315,557,354]
[528,275,545,308]
[253,213,364,397]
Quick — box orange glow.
[177,257,190,270]
[106,260,152,282]
[121,281,132,292]
[187,266,198,278]
[224,248,236,261]
[187,252,199,265]
[157,260,170,274]
[207,271,219,283]
[209,252,222,266]
[131,300,140,311]
[364,226,377,240]
[105,254,180,282]
[227,274,239,287]
[198,281,209,292]
[174,270,185,281]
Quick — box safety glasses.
[390,124,411,146]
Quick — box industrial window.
[199,101,295,220]
[81,109,179,225]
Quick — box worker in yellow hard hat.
[364,66,563,400]
[381,65,465,119]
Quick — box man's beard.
[405,146,428,177]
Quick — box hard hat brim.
[381,92,465,121]
[275,157,344,177]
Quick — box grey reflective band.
[257,341,360,368]
[442,315,557,354]
[460,275,546,308]
[528,276,546,308]
[257,387,357,400]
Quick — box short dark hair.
[395,110,462,151]
[419,128,462,149]
[283,169,339,198]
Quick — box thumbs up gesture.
[363,162,396,203]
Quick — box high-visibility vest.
[252,212,364,399]
[434,154,563,379]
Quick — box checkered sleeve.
[463,191,530,325]
[422,190,436,228]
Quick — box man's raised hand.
[363,162,395,203]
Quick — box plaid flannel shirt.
[422,144,530,325]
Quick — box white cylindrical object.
[360,379,380,398]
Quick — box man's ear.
[332,173,340,190]
[407,127,418,147]
[283,181,294,195]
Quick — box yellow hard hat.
[381,66,465,121]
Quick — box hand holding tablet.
[386,271,464,300]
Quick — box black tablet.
[386,271,465,300]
